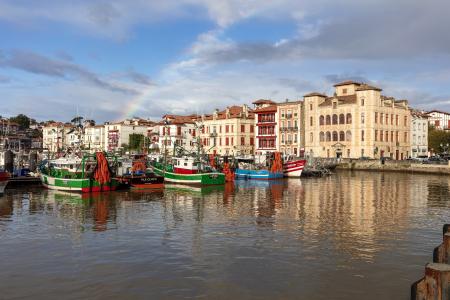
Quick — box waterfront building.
[410,110,429,158]
[425,110,450,130]
[42,122,73,152]
[197,105,255,157]
[277,100,304,157]
[158,114,198,155]
[304,81,411,159]
[253,99,278,163]
[103,119,151,152]
[83,124,105,152]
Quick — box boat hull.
[0,172,10,195]
[283,159,306,177]
[40,174,119,193]
[235,169,284,180]
[116,174,165,190]
[153,166,225,185]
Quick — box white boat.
[0,171,10,195]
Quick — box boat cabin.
[173,157,200,174]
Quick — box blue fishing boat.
[235,168,283,180]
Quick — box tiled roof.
[426,110,450,116]
[252,99,276,105]
[355,84,382,92]
[303,92,327,98]
[254,105,277,112]
[319,95,357,107]
[333,80,362,87]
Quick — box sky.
[1,0,450,122]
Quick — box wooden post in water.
[412,224,450,300]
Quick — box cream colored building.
[42,122,75,152]
[277,101,304,157]
[410,110,429,158]
[83,125,105,152]
[197,105,255,157]
[104,119,152,152]
[304,81,411,159]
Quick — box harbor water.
[1,171,450,299]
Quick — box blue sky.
[1,0,450,122]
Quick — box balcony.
[209,132,218,137]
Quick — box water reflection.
[1,171,450,299]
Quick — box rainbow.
[119,88,153,121]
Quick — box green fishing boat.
[152,156,225,185]
[39,152,120,193]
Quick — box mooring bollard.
[412,224,450,300]
[411,263,450,300]
[433,233,450,264]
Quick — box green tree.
[128,133,145,151]
[9,114,30,130]
[428,125,450,153]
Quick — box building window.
[385,114,389,124]
[346,113,352,124]
[380,113,384,124]
[310,103,313,110]
[241,125,245,132]
[320,132,325,142]
[361,149,365,157]
[375,130,378,141]
[346,130,352,142]
[326,132,331,141]
[339,131,345,141]
[361,112,365,124]
[391,131,394,142]
[361,130,365,142]
[375,112,378,123]
[333,102,337,109]
[332,114,338,125]
[332,131,338,142]
[319,115,324,125]
[404,132,408,142]
[339,114,345,124]
[385,131,388,142]
[225,125,229,133]
[310,132,313,142]
[250,137,254,145]
[241,137,245,145]
[343,88,347,94]
[391,114,394,125]
[310,117,313,126]
[361,98,365,106]
[226,137,229,146]
[396,115,399,126]
[250,125,254,133]
[326,115,331,125]
[404,116,408,126]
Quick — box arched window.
[346,113,352,124]
[319,115,325,125]
[332,114,338,125]
[346,130,352,141]
[326,115,331,125]
[339,114,345,124]
[332,131,338,141]
[320,132,325,142]
[326,132,331,142]
[339,131,345,141]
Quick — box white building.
[410,110,429,158]
[104,119,153,152]
[158,115,198,155]
[83,125,105,152]
[426,110,450,130]
[42,122,74,152]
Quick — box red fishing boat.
[283,159,306,177]
[0,171,10,195]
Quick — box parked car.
[423,156,447,164]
